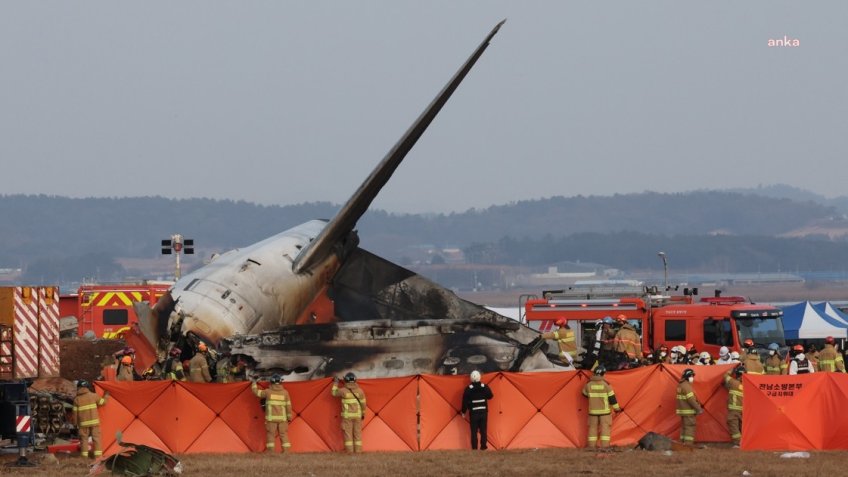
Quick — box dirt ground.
[1,447,844,477]
[59,338,127,383]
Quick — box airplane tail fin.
[293,20,506,274]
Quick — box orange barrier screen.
[92,365,847,455]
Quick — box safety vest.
[794,358,811,374]
[724,375,743,412]
[332,383,366,420]
[582,376,620,415]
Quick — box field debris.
[89,441,181,476]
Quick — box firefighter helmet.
[792,344,804,352]
[768,342,779,351]
[743,338,754,348]
[594,366,606,376]
[197,342,208,352]
[121,355,132,365]
[555,318,566,327]
[344,372,357,383]
[602,316,614,325]
[616,314,627,322]
[825,336,835,345]
[270,374,283,384]
[699,351,711,361]
[719,346,729,358]
[169,347,181,358]
[681,368,695,380]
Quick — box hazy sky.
[1,2,845,213]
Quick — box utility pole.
[657,251,668,291]
[161,234,194,280]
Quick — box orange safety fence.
[742,372,848,450]
[92,364,846,455]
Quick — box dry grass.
[3,447,845,477]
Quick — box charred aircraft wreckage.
[134,21,563,381]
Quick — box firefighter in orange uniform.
[676,368,703,444]
[189,342,213,383]
[252,374,293,452]
[741,345,764,375]
[581,366,621,449]
[818,336,846,373]
[613,314,643,365]
[331,372,367,453]
[72,380,109,458]
[116,355,135,381]
[541,319,578,366]
[724,365,745,447]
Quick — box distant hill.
[1,189,844,284]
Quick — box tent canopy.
[813,302,848,327]
[782,301,848,339]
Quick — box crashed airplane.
[134,21,563,380]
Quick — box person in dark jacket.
[461,370,493,450]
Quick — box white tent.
[782,301,848,339]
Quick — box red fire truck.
[523,285,785,361]
[59,282,172,339]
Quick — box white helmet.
[719,346,729,358]
[730,351,740,360]
[699,351,711,361]
[470,370,481,383]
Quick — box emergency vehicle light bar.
[530,303,639,312]
[732,309,783,318]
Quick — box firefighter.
[189,342,213,383]
[789,351,815,375]
[654,344,672,364]
[742,347,764,375]
[581,366,621,449]
[818,336,846,373]
[72,380,109,458]
[591,317,617,369]
[676,368,703,444]
[806,344,821,371]
[461,370,493,450]
[724,365,745,447]
[252,374,293,453]
[116,355,135,382]
[163,347,186,381]
[764,343,787,375]
[612,314,642,366]
[541,319,577,366]
[332,372,367,453]
[696,351,713,365]
[216,353,236,383]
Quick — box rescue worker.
[163,347,186,381]
[818,336,846,373]
[789,343,804,359]
[612,314,643,366]
[789,351,815,375]
[581,366,621,449]
[653,344,671,364]
[461,370,493,450]
[116,355,135,381]
[724,365,745,447]
[685,344,699,365]
[671,345,688,364]
[676,368,703,444]
[72,380,109,458]
[216,353,236,383]
[742,347,764,375]
[189,342,213,383]
[715,346,733,365]
[806,344,820,371]
[729,351,741,363]
[252,374,293,453]
[696,351,713,366]
[592,317,617,369]
[764,343,787,375]
[332,372,367,453]
[541,319,577,366]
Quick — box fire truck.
[523,285,786,364]
[59,282,172,339]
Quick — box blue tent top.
[813,302,848,327]
[782,301,848,340]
